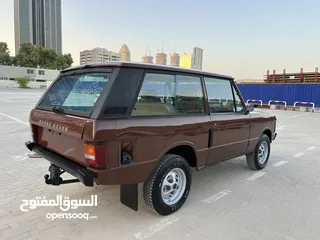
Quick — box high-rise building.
[179,53,193,69]
[155,52,167,65]
[14,0,62,55]
[169,53,180,67]
[142,55,154,63]
[80,47,120,65]
[192,47,203,70]
[119,44,131,61]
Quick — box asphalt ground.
[0,88,320,240]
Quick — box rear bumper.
[25,141,94,187]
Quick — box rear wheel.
[246,134,270,170]
[143,154,192,216]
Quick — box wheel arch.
[158,142,198,168]
[262,128,272,143]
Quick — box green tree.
[55,53,73,70]
[55,54,67,69]
[39,47,57,69]
[15,43,40,68]
[5,42,74,69]
[10,56,17,66]
[16,76,29,88]
[0,42,12,65]
[63,53,73,68]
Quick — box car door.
[204,77,251,164]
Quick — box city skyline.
[77,44,203,71]
[14,0,62,55]
[2,0,320,79]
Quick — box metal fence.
[237,84,320,107]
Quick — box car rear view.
[26,66,114,186]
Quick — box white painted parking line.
[134,215,179,240]
[293,152,304,158]
[0,92,43,95]
[7,96,35,99]
[10,101,37,104]
[0,112,28,126]
[0,97,12,103]
[307,146,316,151]
[246,172,266,181]
[272,161,288,167]
[203,190,231,203]
[12,153,29,161]
[292,113,310,118]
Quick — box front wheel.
[143,154,192,216]
[246,134,271,170]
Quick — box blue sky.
[1,0,320,79]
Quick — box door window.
[204,77,235,113]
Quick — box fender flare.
[157,141,197,163]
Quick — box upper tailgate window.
[38,71,112,116]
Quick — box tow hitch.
[25,142,94,187]
[45,164,81,186]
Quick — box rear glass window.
[38,71,112,115]
[131,73,205,116]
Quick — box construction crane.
[156,40,165,53]
[169,44,177,55]
[142,44,154,64]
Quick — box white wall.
[0,80,19,88]
[46,80,54,89]
[0,80,48,89]
[0,65,60,89]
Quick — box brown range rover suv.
[25,62,277,216]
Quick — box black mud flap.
[273,132,277,141]
[120,184,138,211]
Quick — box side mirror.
[246,105,254,112]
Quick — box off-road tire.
[246,134,271,170]
[143,154,192,216]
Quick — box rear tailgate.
[28,68,114,167]
[30,109,90,166]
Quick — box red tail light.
[84,142,107,169]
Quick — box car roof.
[61,61,234,80]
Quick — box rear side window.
[176,75,205,114]
[38,71,112,116]
[131,72,205,116]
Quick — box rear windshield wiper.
[52,106,65,113]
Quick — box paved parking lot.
[0,88,320,240]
